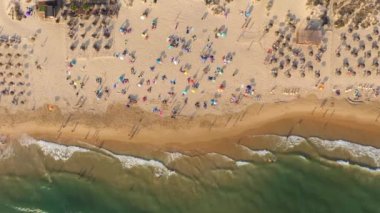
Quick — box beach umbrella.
[70,59,77,65]
[119,74,125,82]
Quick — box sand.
[0,0,379,156]
[0,95,379,161]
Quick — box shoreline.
[0,0,380,211]
[1,95,380,158]
[0,0,379,158]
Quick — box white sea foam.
[273,135,307,150]
[206,152,235,162]
[0,145,14,160]
[166,151,257,169]
[251,134,307,149]
[253,150,273,156]
[94,148,175,177]
[309,137,380,167]
[336,160,350,166]
[19,136,89,161]
[164,152,187,163]
[18,135,175,177]
[358,166,380,173]
[236,161,251,167]
[238,144,274,157]
[21,133,380,177]
[298,155,308,161]
[12,206,47,213]
[113,154,175,177]
[331,160,380,174]
[252,134,380,173]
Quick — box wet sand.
[0,95,379,160]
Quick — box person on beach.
[152,18,158,30]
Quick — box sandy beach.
[0,0,379,157]
[0,95,379,160]
[0,1,379,212]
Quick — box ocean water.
[0,135,379,213]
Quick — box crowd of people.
[20,0,380,117]
[51,1,250,117]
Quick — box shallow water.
[0,135,380,213]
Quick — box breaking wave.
[12,206,47,213]
[250,134,380,172]
[19,135,89,161]
[308,137,380,167]
[0,145,14,160]
[11,134,380,177]
[19,135,175,177]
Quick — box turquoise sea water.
[1,136,380,213]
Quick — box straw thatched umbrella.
[300,71,305,78]
[285,70,291,78]
[335,68,342,76]
[314,70,321,78]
